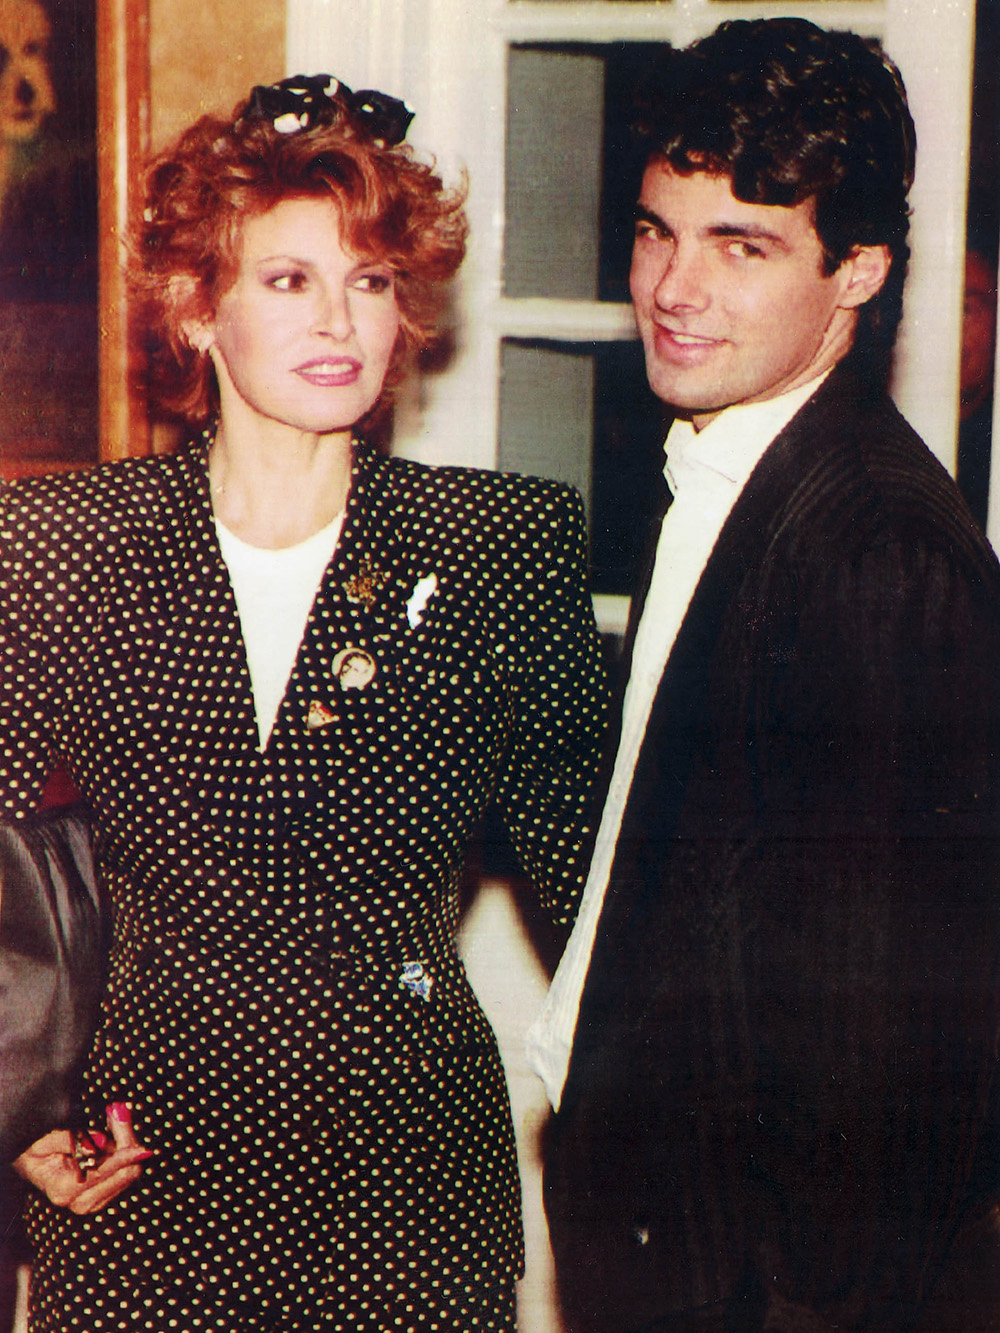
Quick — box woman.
[1,75,606,1330]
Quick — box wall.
[144,0,284,456]
[149,0,284,150]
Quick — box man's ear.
[838,244,892,310]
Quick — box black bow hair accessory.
[243,73,414,147]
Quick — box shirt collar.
[664,369,832,496]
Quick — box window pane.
[599,42,665,301]
[498,339,668,595]
[505,42,666,301]
[505,48,604,298]
[498,341,594,500]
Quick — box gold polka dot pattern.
[0,434,608,1331]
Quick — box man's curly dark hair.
[632,18,916,386]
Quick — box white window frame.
[288,0,975,480]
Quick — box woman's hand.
[12,1102,156,1214]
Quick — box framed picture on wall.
[0,0,148,479]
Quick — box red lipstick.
[295,357,362,386]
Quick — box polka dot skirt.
[0,437,607,1331]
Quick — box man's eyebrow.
[634,205,790,249]
[635,203,669,230]
[706,223,789,247]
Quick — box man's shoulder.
[770,367,995,581]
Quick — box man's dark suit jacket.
[546,360,1000,1332]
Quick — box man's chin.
[650,381,728,419]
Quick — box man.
[530,18,1000,1332]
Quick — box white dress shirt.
[526,372,830,1111]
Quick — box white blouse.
[215,513,345,747]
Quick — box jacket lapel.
[264,446,426,823]
[146,435,264,819]
[593,367,858,940]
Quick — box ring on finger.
[71,1130,99,1175]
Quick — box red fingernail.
[90,1131,109,1149]
[133,1149,156,1162]
[107,1102,131,1122]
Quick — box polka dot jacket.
[0,434,608,1331]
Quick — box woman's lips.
[294,358,362,386]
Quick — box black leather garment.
[0,809,106,1162]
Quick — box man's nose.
[653,244,709,312]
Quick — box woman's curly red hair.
[131,90,468,427]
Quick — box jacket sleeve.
[744,532,1000,1328]
[492,484,608,926]
[0,485,79,816]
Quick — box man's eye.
[727,241,765,260]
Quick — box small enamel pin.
[405,573,438,629]
[343,556,390,611]
[306,700,336,730]
[400,961,433,1001]
[332,646,377,691]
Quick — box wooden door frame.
[98,0,151,462]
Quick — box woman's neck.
[209,420,354,550]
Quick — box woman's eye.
[354,272,393,294]
[268,272,307,292]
